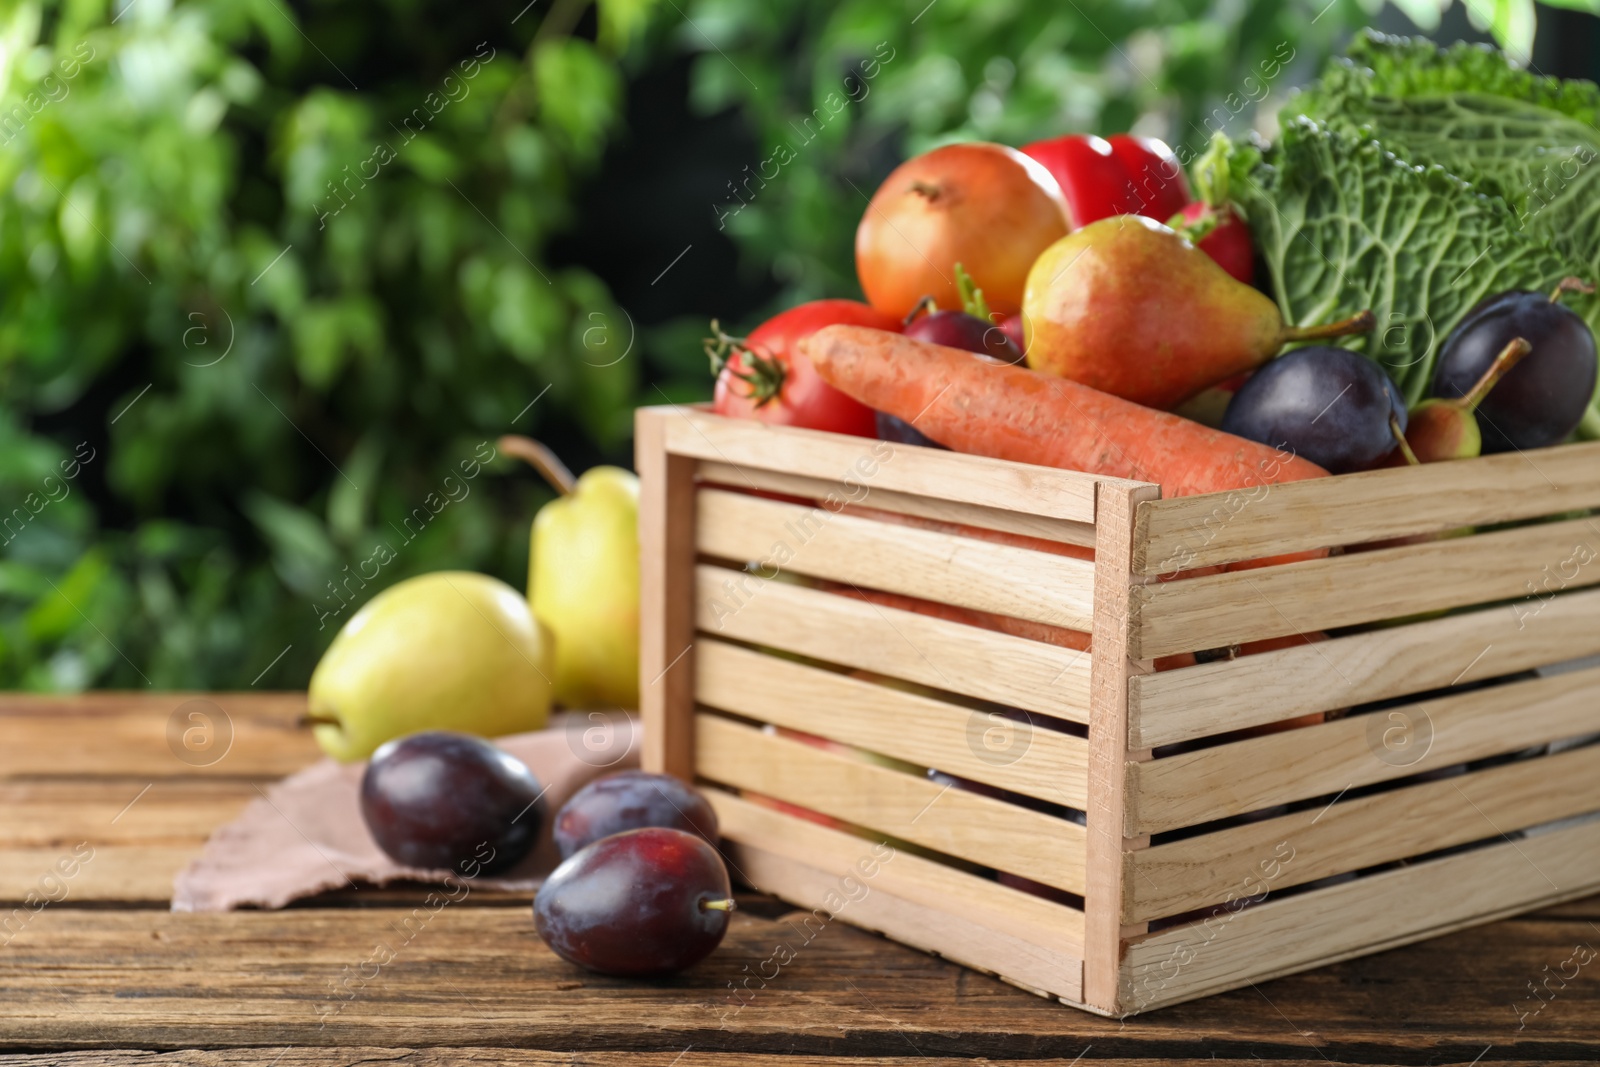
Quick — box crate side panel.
[698,488,1096,631]
[698,460,1097,548]
[1119,816,1600,1013]
[727,842,1085,1003]
[1134,440,1600,575]
[696,713,1087,894]
[662,405,1107,523]
[1124,743,1600,923]
[1128,666,1600,835]
[1128,587,1600,748]
[1130,515,1600,660]
[696,637,1090,808]
[706,787,1085,952]
[697,564,1093,724]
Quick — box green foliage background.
[0,0,1547,690]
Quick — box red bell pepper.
[1021,133,1190,229]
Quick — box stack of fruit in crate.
[708,33,1600,495]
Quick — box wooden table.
[5,693,1600,1065]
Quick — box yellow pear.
[501,437,640,709]
[307,571,552,761]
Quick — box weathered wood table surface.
[5,692,1600,1065]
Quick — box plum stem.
[1458,337,1533,412]
[902,295,938,327]
[1550,277,1596,305]
[1279,310,1376,344]
[498,435,576,496]
[1389,414,1421,466]
[700,898,737,912]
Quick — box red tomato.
[712,299,899,437]
[1021,133,1191,229]
[1178,201,1255,285]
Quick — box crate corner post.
[1083,479,1161,1017]
[635,406,698,782]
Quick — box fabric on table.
[172,714,639,911]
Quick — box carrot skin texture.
[804,325,1328,498]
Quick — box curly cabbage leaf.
[1297,33,1600,284]
[1227,118,1575,404]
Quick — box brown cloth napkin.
[172,714,641,911]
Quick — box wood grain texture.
[696,564,1092,723]
[655,403,1109,523]
[11,903,1600,1059]
[728,842,1084,1003]
[1128,586,1600,747]
[0,692,315,779]
[695,638,1090,808]
[697,488,1097,632]
[1130,514,1600,659]
[707,787,1085,951]
[695,713,1087,893]
[1122,816,1600,1014]
[1084,483,1161,1014]
[697,460,1098,548]
[1134,439,1600,573]
[636,407,699,780]
[1125,744,1600,923]
[0,1054,1340,1067]
[1126,667,1600,835]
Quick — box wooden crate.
[635,403,1600,1015]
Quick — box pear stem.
[1389,414,1421,467]
[700,897,737,913]
[1458,337,1533,412]
[498,435,576,496]
[1278,309,1377,345]
[300,714,341,728]
[1550,276,1596,304]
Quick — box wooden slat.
[1129,514,1600,659]
[1133,439,1600,574]
[707,787,1084,952]
[690,477,1090,626]
[657,403,1112,523]
[0,693,315,779]
[727,842,1084,1005]
[1083,483,1160,1013]
[695,638,1089,808]
[1128,587,1600,748]
[697,461,1097,548]
[695,714,1086,894]
[697,488,1096,632]
[0,846,197,903]
[696,564,1091,723]
[1120,815,1600,1013]
[1126,667,1600,835]
[1124,743,1600,923]
[637,408,699,780]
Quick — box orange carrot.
[804,325,1328,498]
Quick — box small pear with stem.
[1391,337,1533,464]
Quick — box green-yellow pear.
[308,571,552,761]
[501,437,640,709]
